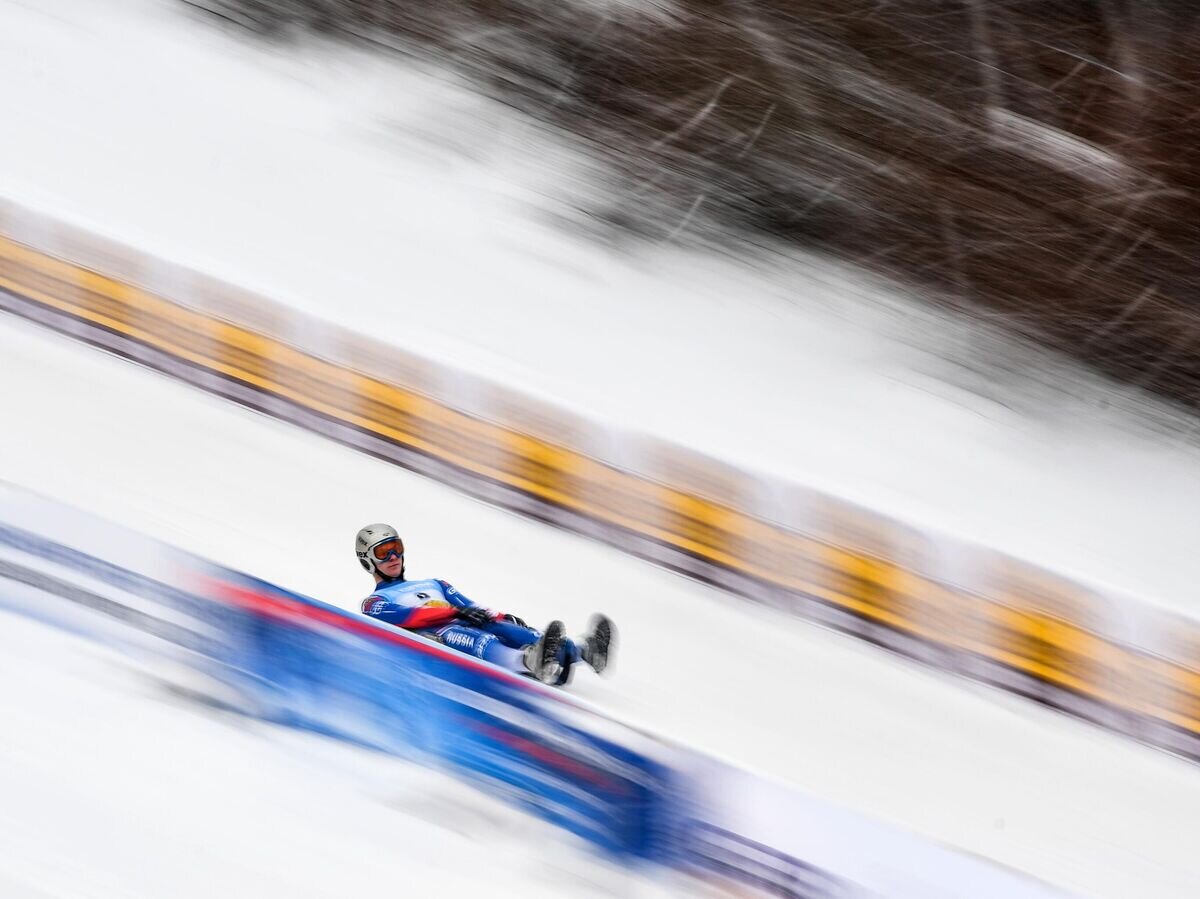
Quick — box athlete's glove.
[456,606,494,628]
[499,613,528,628]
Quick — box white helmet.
[355,523,402,574]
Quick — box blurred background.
[2,0,1200,896]
[190,0,1200,406]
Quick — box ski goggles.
[370,539,404,563]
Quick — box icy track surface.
[5,0,1200,615]
[3,316,1200,897]
[0,609,675,899]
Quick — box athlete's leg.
[484,619,540,648]
[560,637,582,664]
[434,624,527,673]
[486,620,583,664]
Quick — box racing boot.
[523,620,566,685]
[577,613,614,675]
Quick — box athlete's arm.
[438,580,509,625]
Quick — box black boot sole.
[535,620,566,685]
[585,613,613,675]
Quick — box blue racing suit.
[361,577,579,675]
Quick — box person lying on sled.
[355,523,611,686]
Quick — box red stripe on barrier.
[468,720,628,793]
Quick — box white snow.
[3,0,1200,619]
[2,309,1199,899]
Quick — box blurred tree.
[190,0,1200,406]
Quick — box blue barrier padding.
[0,523,683,862]
[212,572,685,861]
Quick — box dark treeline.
[196,0,1200,406]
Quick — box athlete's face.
[372,538,405,579]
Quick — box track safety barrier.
[0,482,1069,898]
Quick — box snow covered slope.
[2,306,1199,898]
[4,0,1200,618]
